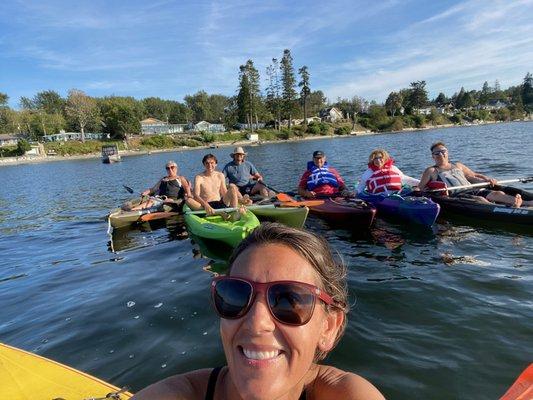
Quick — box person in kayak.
[356,149,420,195]
[419,142,531,207]
[298,150,349,198]
[223,146,272,198]
[132,223,385,400]
[187,153,252,215]
[128,160,193,211]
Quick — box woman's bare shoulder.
[132,368,212,400]
[312,365,385,400]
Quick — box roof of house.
[141,117,165,125]
[0,134,19,140]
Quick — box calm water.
[1,122,532,399]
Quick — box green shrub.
[307,124,321,135]
[334,126,350,135]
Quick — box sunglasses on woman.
[432,149,447,156]
[211,276,336,326]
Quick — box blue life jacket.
[306,161,339,190]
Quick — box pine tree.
[280,49,297,129]
[266,58,281,131]
[522,72,533,111]
[298,66,311,125]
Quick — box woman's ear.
[318,309,344,352]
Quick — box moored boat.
[0,342,132,399]
[428,185,533,226]
[306,197,376,228]
[358,191,440,226]
[101,144,121,163]
[183,205,260,247]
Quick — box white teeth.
[242,348,280,360]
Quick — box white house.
[43,131,107,142]
[320,107,343,122]
[0,134,19,147]
[190,121,226,133]
[141,118,186,135]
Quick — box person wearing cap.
[128,160,193,211]
[298,150,348,198]
[222,146,271,198]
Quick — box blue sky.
[1,0,532,108]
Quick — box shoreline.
[0,119,529,167]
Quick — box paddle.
[427,176,533,193]
[499,363,532,400]
[261,182,325,207]
[123,185,135,194]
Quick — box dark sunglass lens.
[213,279,252,318]
[268,283,315,325]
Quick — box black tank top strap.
[204,366,223,400]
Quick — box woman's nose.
[242,295,276,333]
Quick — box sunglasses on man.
[211,276,339,326]
[166,165,176,170]
[432,149,447,156]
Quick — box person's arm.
[418,167,435,190]
[181,176,193,198]
[218,172,228,198]
[298,171,315,198]
[458,162,496,185]
[249,162,263,181]
[356,170,372,194]
[142,179,162,196]
[314,366,385,400]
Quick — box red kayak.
[307,197,376,229]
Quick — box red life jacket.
[366,159,402,194]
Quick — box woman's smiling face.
[220,243,338,400]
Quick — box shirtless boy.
[188,154,250,215]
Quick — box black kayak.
[428,185,533,226]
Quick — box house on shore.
[0,134,19,147]
[141,118,187,135]
[189,121,226,133]
[320,107,343,123]
[43,131,108,142]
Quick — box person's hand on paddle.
[487,177,497,187]
[205,204,216,215]
[304,189,316,198]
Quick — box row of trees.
[382,74,533,117]
[1,51,531,140]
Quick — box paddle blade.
[279,200,324,207]
[123,185,134,194]
[500,363,533,400]
[276,193,295,202]
[140,211,179,222]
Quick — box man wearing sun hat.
[222,146,271,198]
[298,150,348,198]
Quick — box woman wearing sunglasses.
[128,161,194,211]
[356,149,419,195]
[133,223,384,400]
[419,142,529,207]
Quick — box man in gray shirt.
[223,146,270,198]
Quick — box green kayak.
[183,205,260,247]
[248,203,308,228]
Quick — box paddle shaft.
[427,177,533,193]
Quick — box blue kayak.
[358,190,440,226]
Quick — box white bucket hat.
[230,146,247,158]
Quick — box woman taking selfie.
[133,223,384,400]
